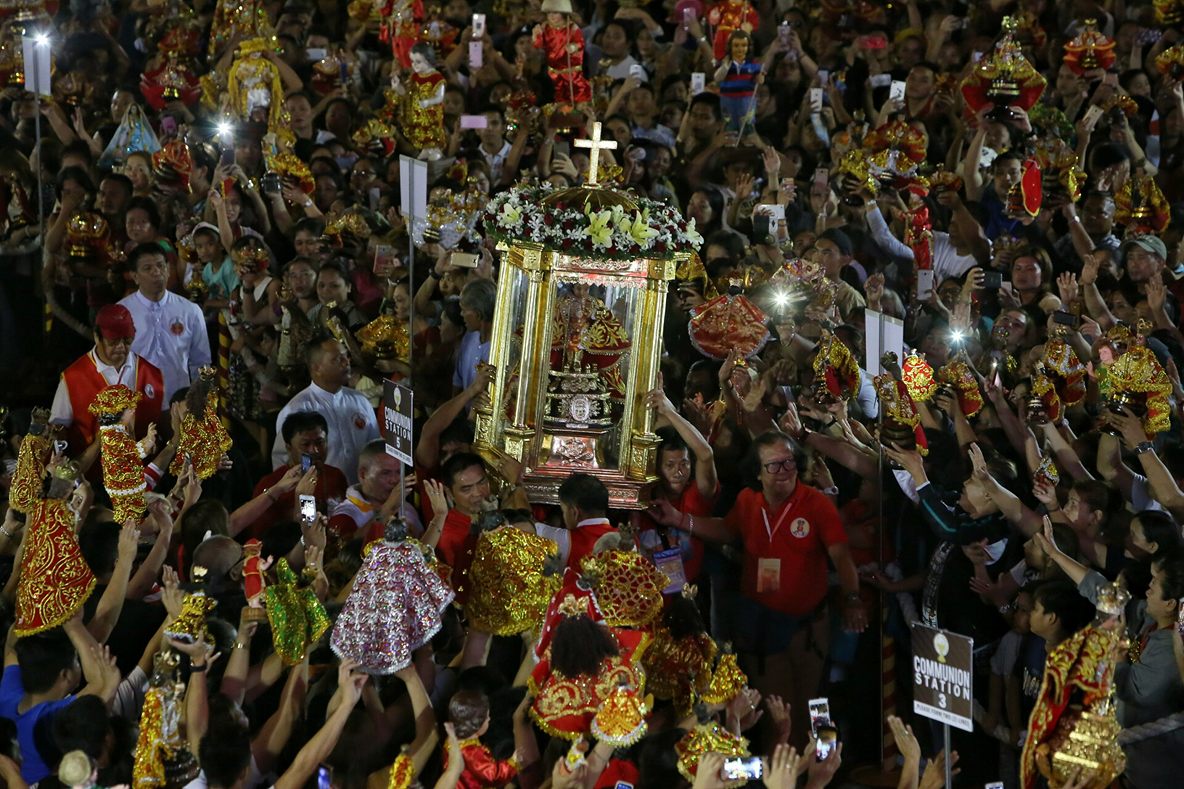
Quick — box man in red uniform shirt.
[649,431,866,748]
[50,304,164,455]
[239,412,348,540]
[435,451,494,603]
[559,473,617,570]
[633,382,718,586]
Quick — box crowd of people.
[1,0,1184,785]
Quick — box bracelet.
[1134,441,1154,455]
[190,662,208,673]
[233,640,249,650]
[0,527,13,539]
[264,488,277,502]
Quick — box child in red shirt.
[444,691,519,789]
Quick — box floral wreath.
[482,182,703,261]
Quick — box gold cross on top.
[574,121,618,187]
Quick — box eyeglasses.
[763,458,796,474]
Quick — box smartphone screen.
[808,697,831,736]
[299,494,317,522]
[816,725,838,761]
[301,453,312,473]
[809,88,823,112]
[721,756,764,781]
[889,80,906,103]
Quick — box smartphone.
[554,140,571,158]
[316,765,332,789]
[817,68,830,85]
[690,72,706,95]
[468,40,483,68]
[262,172,282,194]
[306,48,327,61]
[682,7,693,26]
[629,63,646,80]
[778,21,791,46]
[752,214,775,244]
[916,268,935,302]
[721,756,764,781]
[981,270,1003,289]
[368,186,381,212]
[299,494,317,522]
[985,783,1005,789]
[755,203,786,221]
[809,87,823,112]
[1082,104,1104,128]
[300,453,313,473]
[471,12,485,36]
[160,115,178,136]
[374,244,395,276]
[1053,310,1080,329]
[889,80,907,103]
[460,114,488,129]
[220,146,235,167]
[813,167,829,189]
[816,725,839,761]
[451,251,479,268]
[808,697,831,736]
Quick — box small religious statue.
[551,282,631,400]
[372,0,425,68]
[89,385,158,524]
[133,649,200,789]
[389,44,446,160]
[242,538,274,611]
[706,0,759,62]
[169,367,233,481]
[208,0,276,57]
[227,38,287,129]
[532,0,591,106]
[712,31,764,134]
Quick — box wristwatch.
[1134,440,1155,455]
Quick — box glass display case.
[475,170,697,508]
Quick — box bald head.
[192,536,244,581]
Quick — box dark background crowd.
[1,0,1184,785]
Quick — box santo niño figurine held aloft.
[713,30,765,134]
[389,42,447,160]
[532,0,591,105]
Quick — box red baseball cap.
[95,304,135,340]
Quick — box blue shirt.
[0,665,75,784]
[453,330,490,391]
[202,258,241,301]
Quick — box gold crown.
[556,594,586,618]
[1096,582,1132,616]
[53,460,81,481]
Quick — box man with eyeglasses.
[51,303,164,454]
[647,430,865,748]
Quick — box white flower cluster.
[484,184,703,259]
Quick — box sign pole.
[398,156,428,512]
[943,724,952,789]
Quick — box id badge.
[756,557,781,593]
[653,548,687,594]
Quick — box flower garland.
[482,183,702,260]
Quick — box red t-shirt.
[567,519,617,570]
[635,482,717,582]
[246,464,349,540]
[725,483,847,616]
[436,508,479,603]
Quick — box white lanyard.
[761,497,794,544]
